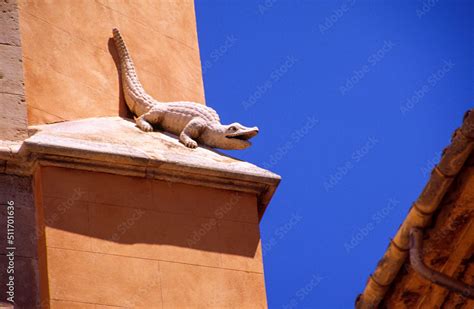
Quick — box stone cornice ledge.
[1,117,281,219]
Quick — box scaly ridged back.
[165,102,221,124]
[112,28,154,116]
[112,28,221,124]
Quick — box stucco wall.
[36,167,267,308]
[17,0,205,124]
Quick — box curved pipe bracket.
[409,227,474,299]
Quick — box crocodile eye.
[229,126,237,132]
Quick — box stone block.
[160,261,267,308]
[0,0,21,46]
[47,248,162,307]
[0,44,24,96]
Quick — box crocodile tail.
[112,28,154,116]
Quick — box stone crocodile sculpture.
[112,28,258,150]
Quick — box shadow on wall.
[35,166,261,258]
[33,165,263,306]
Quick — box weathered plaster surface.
[37,166,267,308]
[17,0,205,124]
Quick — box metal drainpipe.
[409,227,474,299]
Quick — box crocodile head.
[201,123,259,150]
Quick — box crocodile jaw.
[226,127,259,140]
[224,126,259,149]
[201,125,259,150]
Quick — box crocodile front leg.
[180,118,206,149]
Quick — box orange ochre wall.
[35,166,267,308]
[17,0,205,124]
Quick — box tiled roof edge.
[356,108,474,309]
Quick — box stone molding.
[0,117,280,219]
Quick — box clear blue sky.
[195,1,473,308]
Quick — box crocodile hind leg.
[135,108,164,132]
[179,118,206,149]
